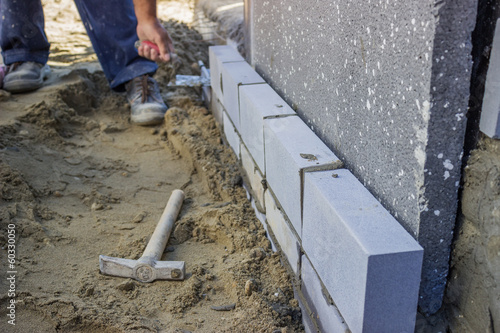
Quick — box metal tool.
[167,61,211,106]
[168,74,210,87]
[99,189,186,282]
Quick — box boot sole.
[131,112,166,126]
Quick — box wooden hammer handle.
[142,189,185,260]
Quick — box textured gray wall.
[248,0,477,314]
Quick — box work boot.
[125,75,168,126]
[3,62,50,93]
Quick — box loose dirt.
[0,1,304,332]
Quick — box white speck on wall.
[455,113,464,121]
[438,153,443,159]
[443,159,454,170]
[414,146,426,168]
[367,100,371,110]
[416,99,421,111]
[455,181,460,187]
[440,239,444,243]
[421,100,431,122]
[288,6,291,11]
[434,210,440,216]
[411,18,416,25]
[444,171,450,180]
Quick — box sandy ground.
[0,1,303,332]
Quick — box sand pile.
[0,1,303,332]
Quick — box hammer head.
[99,255,185,282]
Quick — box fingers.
[137,41,174,62]
[137,44,164,62]
[157,34,175,63]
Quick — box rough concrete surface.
[445,135,500,333]
[249,0,477,313]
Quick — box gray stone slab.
[220,61,265,132]
[301,255,350,333]
[264,190,300,275]
[210,96,224,128]
[209,45,244,103]
[239,84,296,173]
[480,18,500,139]
[222,110,240,157]
[264,116,341,236]
[241,143,266,211]
[302,170,423,333]
[294,288,320,333]
[249,0,476,312]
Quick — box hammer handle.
[142,189,185,260]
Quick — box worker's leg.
[73,0,158,90]
[0,0,51,92]
[0,0,50,65]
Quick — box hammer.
[99,189,186,282]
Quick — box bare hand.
[136,19,174,62]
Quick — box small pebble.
[249,247,266,260]
[53,191,63,197]
[245,279,255,296]
[214,202,231,208]
[91,202,104,211]
[116,280,136,292]
[84,286,95,297]
[300,153,317,161]
[131,211,147,223]
[122,172,129,177]
[210,303,235,311]
[151,128,159,135]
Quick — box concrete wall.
[246,0,477,313]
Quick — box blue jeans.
[0,0,158,90]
